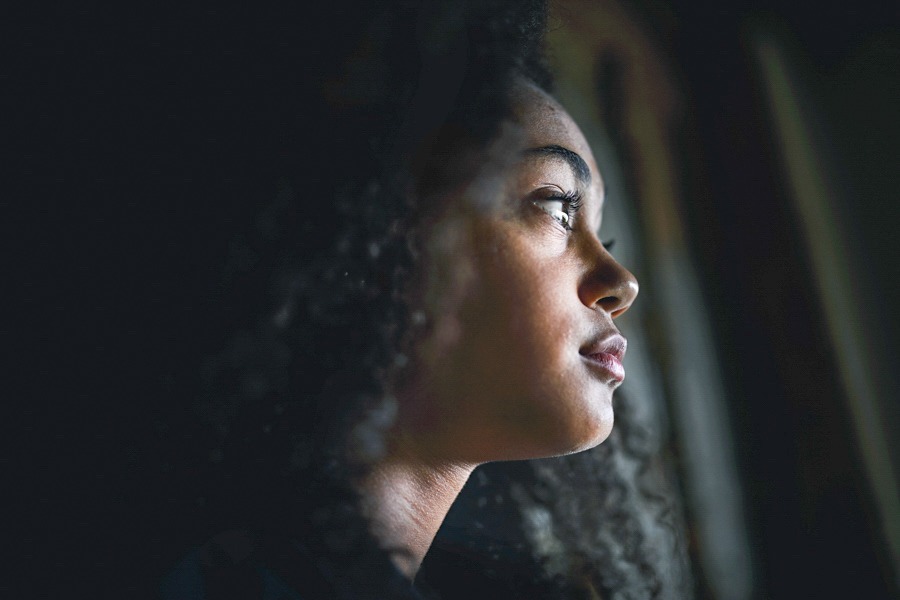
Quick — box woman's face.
[398,80,639,464]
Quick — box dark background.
[11,1,899,598]
[655,1,899,597]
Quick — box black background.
[10,1,899,598]
[654,1,899,597]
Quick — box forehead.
[508,81,606,211]
[509,82,600,181]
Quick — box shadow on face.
[396,80,638,465]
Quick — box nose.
[577,238,639,318]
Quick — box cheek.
[450,225,614,457]
[401,217,615,462]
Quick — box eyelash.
[534,190,583,231]
[532,190,615,251]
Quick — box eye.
[531,190,582,231]
[533,198,571,228]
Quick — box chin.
[567,399,618,453]
[559,421,614,456]
[527,412,615,460]
[518,389,615,458]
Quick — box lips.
[580,334,627,383]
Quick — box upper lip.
[580,332,627,361]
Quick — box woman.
[156,1,640,598]
[358,76,637,577]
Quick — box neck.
[357,441,475,579]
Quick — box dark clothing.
[161,530,422,600]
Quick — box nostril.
[610,304,630,318]
[601,279,638,318]
[599,295,627,317]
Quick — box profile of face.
[397,80,639,465]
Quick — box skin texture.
[357,80,639,578]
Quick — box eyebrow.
[524,145,592,186]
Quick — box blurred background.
[13,1,898,598]
[541,0,899,598]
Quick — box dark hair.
[145,1,554,598]
[124,1,693,598]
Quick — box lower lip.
[583,353,625,382]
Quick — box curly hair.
[146,1,552,598]
[139,1,689,598]
[416,387,691,600]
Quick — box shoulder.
[161,528,427,600]
[160,530,321,600]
